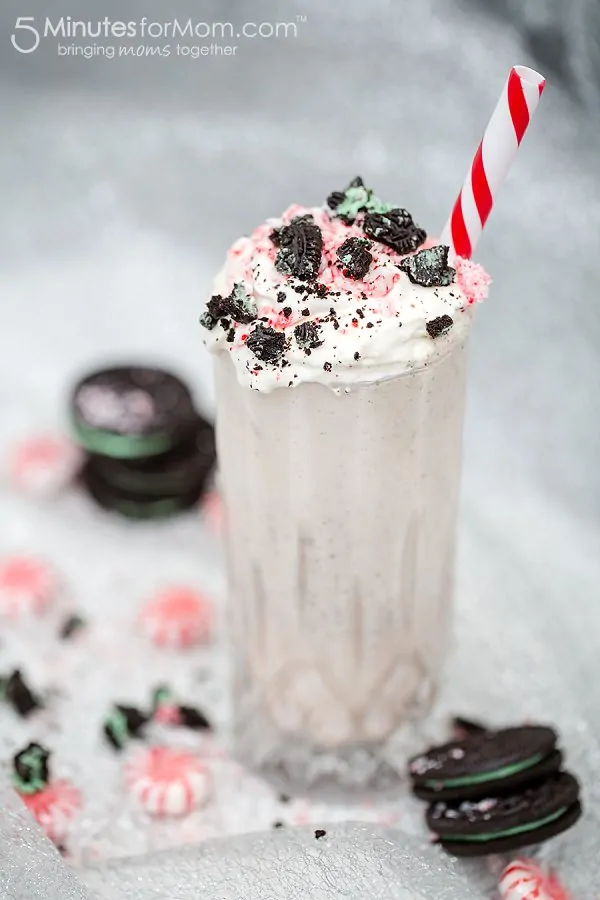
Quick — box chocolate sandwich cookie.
[428,771,582,857]
[409,726,561,802]
[71,366,197,460]
[86,416,215,498]
[82,464,203,520]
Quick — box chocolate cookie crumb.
[60,614,86,640]
[336,237,373,280]
[363,208,426,255]
[2,670,42,717]
[399,245,455,287]
[294,321,323,353]
[426,315,454,339]
[199,311,218,330]
[282,307,292,318]
[226,328,235,343]
[273,821,284,828]
[277,291,286,304]
[302,307,310,316]
[323,362,332,373]
[356,308,365,319]
[13,742,50,792]
[354,351,360,360]
[246,324,287,363]
[273,215,323,281]
[327,177,391,222]
[206,283,257,324]
[314,829,327,840]
[279,793,291,803]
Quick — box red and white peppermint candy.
[20,780,82,844]
[499,858,571,900]
[0,556,57,619]
[140,586,212,648]
[10,436,82,497]
[124,746,210,817]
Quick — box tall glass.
[214,338,470,790]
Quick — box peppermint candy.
[499,858,572,900]
[0,556,58,619]
[20,780,82,844]
[124,746,210,817]
[139,586,212,649]
[10,436,82,497]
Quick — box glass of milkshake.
[201,178,490,790]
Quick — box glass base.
[233,679,446,796]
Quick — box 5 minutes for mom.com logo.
[10,15,307,56]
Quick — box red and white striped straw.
[440,66,546,259]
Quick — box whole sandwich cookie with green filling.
[85,415,215,498]
[71,366,197,460]
[409,725,562,802]
[82,463,204,520]
[428,771,582,857]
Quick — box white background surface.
[1,1,599,896]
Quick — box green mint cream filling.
[73,419,172,459]
[426,753,546,788]
[445,807,568,843]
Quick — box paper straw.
[440,66,546,258]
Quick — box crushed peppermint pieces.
[454,257,491,304]
[272,215,323,281]
[426,315,454,339]
[363,208,427,256]
[336,237,373,280]
[399,245,455,287]
[246,324,287,363]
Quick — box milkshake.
[201,178,490,788]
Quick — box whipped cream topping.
[201,183,490,392]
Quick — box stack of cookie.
[71,366,216,520]
[408,724,582,857]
